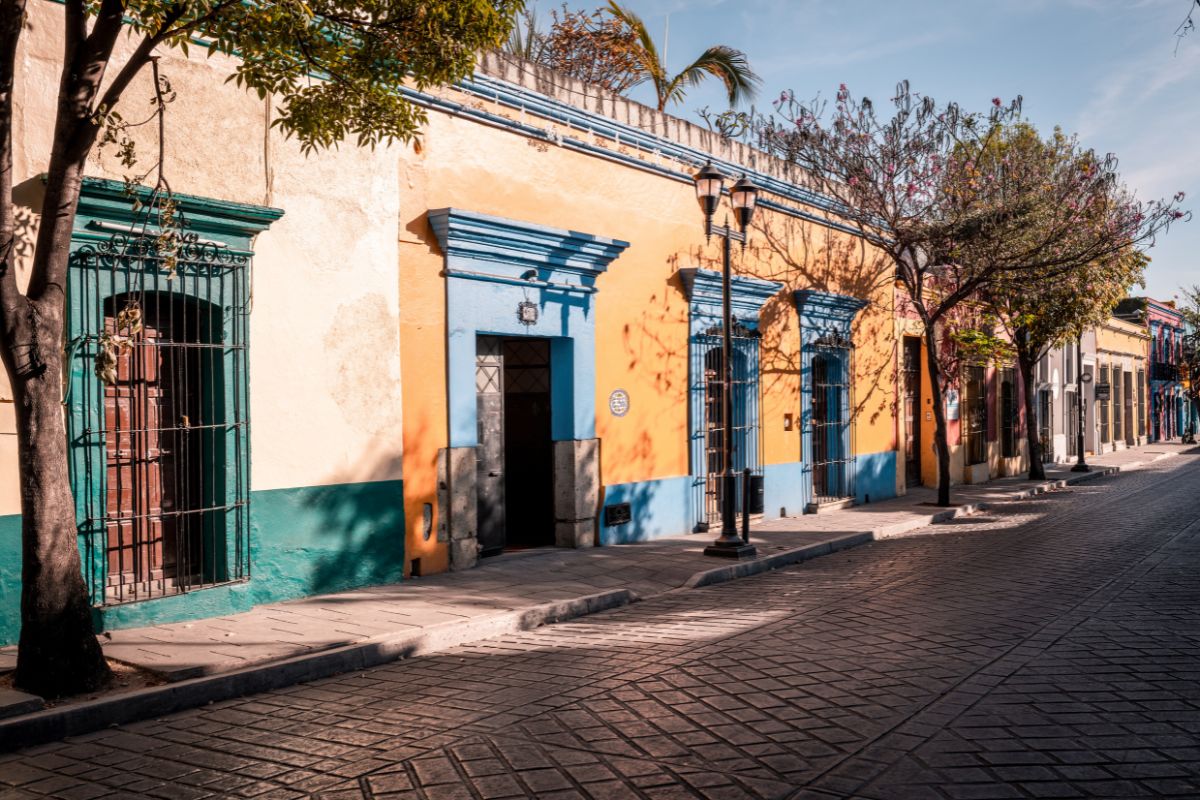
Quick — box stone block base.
[449,539,478,572]
[556,520,595,549]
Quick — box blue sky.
[539,0,1199,301]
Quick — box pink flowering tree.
[759,83,1184,504]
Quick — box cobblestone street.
[3,449,1200,799]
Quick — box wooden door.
[104,317,178,592]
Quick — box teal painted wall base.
[0,479,405,646]
[0,514,20,646]
[856,451,898,505]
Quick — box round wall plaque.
[609,389,630,417]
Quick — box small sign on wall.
[609,389,630,417]
[946,389,960,421]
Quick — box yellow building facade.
[1092,318,1150,452]
[0,3,901,643]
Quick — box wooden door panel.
[104,311,179,589]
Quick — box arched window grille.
[68,232,252,605]
[690,320,762,530]
[807,331,856,505]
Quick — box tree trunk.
[1018,349,1045,481]
[10,302,110,697]
[7,156,111,697]
[923,322,952,506]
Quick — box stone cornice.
[794,290,868,322]
[429,208,629,285]
[677,268,783,323]
[75,177,283,250]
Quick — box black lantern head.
[730,174,758,233]
[693,161,725,223]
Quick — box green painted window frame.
[65,178,282,606]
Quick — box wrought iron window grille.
[963,363,988,466]
[68,228,251,606]
[690,326,763,531]
[807,339,856,505]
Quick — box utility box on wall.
[748,475,765,514]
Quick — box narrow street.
[3,449,1200,800]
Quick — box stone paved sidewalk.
[1,442,1196,798]
[9,441,1168,686]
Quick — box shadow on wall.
[752,213,898,434]
[253,452,407,600]
[597,433,692,545]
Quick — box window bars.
[1038,389,1052,462]
[1067,389,1079,458]
[1000,367,1017,458]
[1113,370,1124,444]
[691,323,762,531]
[963,364,988,466]
[68,231,250,606]
[808,335,856,505]
[1138,369,1146,437]
[1099,365,1111,444]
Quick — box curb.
[1006,466,1118,500]
[684,532,875,589]
[0,450,1177,750]
[0,588,636,751]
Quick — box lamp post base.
[703,541,758,559]
[1070,462,1091,472]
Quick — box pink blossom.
[992,97,1002,107]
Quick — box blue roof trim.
[441,75,863,238]
[679,268,783,324]
[47,1,860,240]
[429,208,629,284]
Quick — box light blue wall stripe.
[599,476,693,544]
[856,451,898,505]
[763,461,805,519]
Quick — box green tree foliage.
[0,0,522,698]
[972,123,1174,478]
[604,1,759,111]
[510,1,759,111]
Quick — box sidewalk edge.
[0,588,636,751]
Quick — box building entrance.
[475,336,555,557]
[903,337,922,486]
[102,292,223,603]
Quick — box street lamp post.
[1071,333,1090,472]
[693,161,759,559]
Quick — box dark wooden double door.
[104,294,208,598]
[476,337,555,557]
